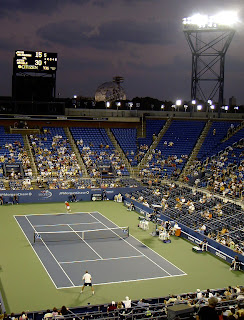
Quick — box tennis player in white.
[80,270,94,294]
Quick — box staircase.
[137,117,146,138]
[179,120,212,180]
[137,117,172,171]
[222,120,244,142]
[23,134,38,179]
[106,128,135,176]
[64,127,89,178]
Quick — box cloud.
[0,37,20,51]
[60,56,110,72]
[0,0,89,17]
[123,55,190,74]
[37,20,92,47]
[37,19,177,49]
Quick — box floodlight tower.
[183,12,237,115]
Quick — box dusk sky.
[1,0,244,103]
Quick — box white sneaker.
[92,291,95,295]
[80,291,83,294]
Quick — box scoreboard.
[14,50,58,73]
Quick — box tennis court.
[14,211,186,289]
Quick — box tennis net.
[34,226,129,243]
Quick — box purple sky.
[0,0,244,103]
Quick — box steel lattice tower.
[183,24,235,112]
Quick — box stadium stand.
[6,286,244,320]
[0,117,244,319]
[70,127,130,177]
[125,182,244,254]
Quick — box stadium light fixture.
[221,105,229,111]
[128,102,133,110]
[73,95,77,99]
[192,100,196,105]
[182,11,239,29]
[210,105,215,110]
[208,100,212,105]
[234,106,239,111]
[116,101,121,107]
[184,105,188,112]
[171,104,176,109]
[176,99,182,106]
[161,104,165,110]
[197,105,202,111]
[106,101,110,108]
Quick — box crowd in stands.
[2,286,243,320]
[71,127,129,177]
[139,150,188,180]
[0,126,33,189]
[29,128,82,180]
[187,138,244,199]
[125,182,244,254]
[0,120,243,201]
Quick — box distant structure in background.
[183,12,238,114]
[95,76,126,102]
[229,96,237,107]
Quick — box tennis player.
[65,201,71,213]
[80,270,95,295]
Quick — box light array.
[183,11,238,29]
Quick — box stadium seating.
[126,183,244,253]
[9,286,244,320]
[70,127,130,177]
[29,127,82,185]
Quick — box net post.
[127,226,129,237]
[34,232,35,244]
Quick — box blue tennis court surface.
[15,211,186,289]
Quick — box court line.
[56,273,187,289]
[67,225,103,260]
[14,215,58,289]
[91,211,187,276]
[14,211,91,216]
[25,216,76,287]
[33,222,101,227]
[88,212,172,276]
[59,255,144,264]
[16,211,186,288]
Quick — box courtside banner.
[0,187,143,204]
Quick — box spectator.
[123,296,131,308]
[60,306,69,316]
[107,301,117,312]
[44,310,53,320]
[117,301,123,309]
[196,297,218,320]
[197,289,203,300]
[3,313,10,320]
[235,303,244,318]
[137,299,149,307]
[52,308,58,317]
[19,313,27,320]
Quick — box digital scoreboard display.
[14,50,58,72]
